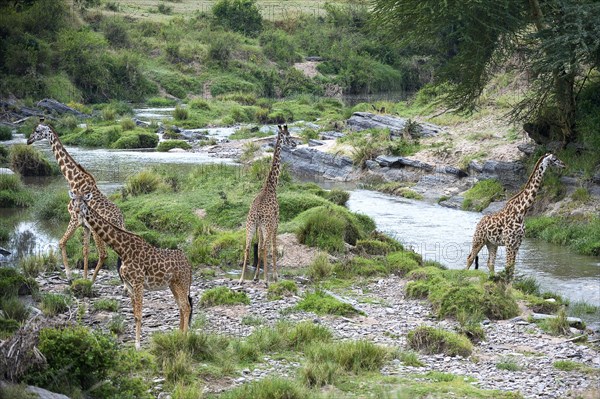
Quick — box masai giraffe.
[70,191,193,350]
[239,124,296,285]
[28,123,125,282]
[466,153,566,280]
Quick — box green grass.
[553,360,599,374]
[398,350,425,367]
[305,339,390,373]
[199,286,250,307]
[496,356,523,371]
[534,308,571,336]
[218,377,313,399]
[407,325,473,357]
[295,289,363,316]
[266,280,298,300]
[93,298,119,312]
[0,173,33,208]
[462,179,504,212]
[0,296,30,323]
[69,279,94,298]
[41,293,72,316]
[307,252,333,281]
[157,140,192,152]
[525,215,600,256]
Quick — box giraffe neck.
[508,156,549,215]
[47,130,95,192]
[264,133,283,194]
[82,206,139,257]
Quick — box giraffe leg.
[239,224,256,284]
[171,283,191,332]
[505,247,518,282]
[486,244,498,276]
[466,239,484,270]
[82,226,91,279]
[90,232,107,283]
[131,284,144,350]
[271,232,278,282]
[59,215,80,280]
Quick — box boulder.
[475,160,526,191]
[374,155,434,171]
[347,112,441,138]
[438,196,464,210]
[319,131,345,140]
[281,146,357,181]
[0,168,15,175]
[308,139,326,147]
[36,99,90,118]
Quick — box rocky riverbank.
[33,269,600,399]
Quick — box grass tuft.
[199,286,250,307]
[296,289,362,316]
[407,325,473,357]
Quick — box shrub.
[462,179,504,212]
[385,251,421,276]
[113,132,158,149]
[267,280,297,300]
[157,140,192,152]
[93,298,119,312]
[0,174,33,207]
[296,290,361,316]
[9,144,55,176]
[0,296,29,323]
[108,314,126,335]
[277,192,330,222]
[300,360,340,387]
[26,326,117,393]
[200,286,249,307]
[173,105,188,120]
[70,278,94,298]
[407,325,473,357]
[120,118,136,131]
[0,126,12,141]
[0,268,37,297]
[308,252,333,281]
[41,293,72,316]
[212,0,263,37]
[19,255,46,278]
[325,189,350,206]
[125,170,163,196]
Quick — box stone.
[37,99,90,118]
[347,112,441,138]
[26,386,71,399]
[280,146,357,181]
[0,168,14,175]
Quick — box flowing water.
[1,131,599,307]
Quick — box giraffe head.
[277,124,296,148]
[69,191,93,223]
[541,153,566,170]
[27,124,54,145]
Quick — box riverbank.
[27,268,600,399]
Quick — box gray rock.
[37,99,90,118]
[281,147,357,181]
[438,196,464,210]
[308,139,326,147]
[374,156,434,171]
[26,385,71,399]
[482,200,506,215]
[319,131,345,140]
[0,168,15,175]
[479,160,526,191]
[347,112,441,138]
[517,142,538,155]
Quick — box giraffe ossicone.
[465,153,565,281]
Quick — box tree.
[212,0,263,37]
[370,0,600,144]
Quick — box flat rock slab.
[347,112,442,138]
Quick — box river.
[1,127,599,307]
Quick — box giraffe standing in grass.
[466,153,565,280]
[28,124,125,282]
[70,191,193,350]
[239,125,296,285]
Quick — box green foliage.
[266,280,298,300]
[125,170,164,196]
[120,118,136,131]
[553,360,596,373]
[305,339,389,373]
[93,298,119,312]
[296,289,362,316]
[27,326,117,393]
[173,105,189,120]
[462,179,504,212]
[300,359,340,387]
[0,296,29,323]
[0,318,20,338]
[0,126,12,141]
[0,268,37,298]
[70,278,94,298]
[513,275,541,296]
[41,293,72,316]
[496,356,523,371]
[18,255,46,278]
[385,250,421,276]
[0,173,33,208]
[34,190,70,222]
[157,140,192,152]
[535,308,571,336]
[212,0,263,37]
[308,252,333,281]
[200,286,250,307]
[113,131,158,149]
[398,350,425,367]
[525,215,600,256]
[9,144,56,177]
[334,256,388,278]
[407,325,473,357]
[218,377,311,399]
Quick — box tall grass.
[525,215,600,256]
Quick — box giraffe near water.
[69,191,193,350]
[239,124,296,285]
[466,153,566,280]
[27,123,125,282]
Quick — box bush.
[462,179,504,212]
[308,252,333,281]
[113,132,158,149]
[296,290,361,316]
[173,105,188,120]
[200,286,249,307]
[0,268,37,298]
[267,280,297,300]
[0,173,33,208]
[407,325,473,357]
[212,0,263,37]
[27,326,117,393]
[157,140,192,152]
[125,170,163,196]
[9,144,55,176]
[0,126,12,141]
[70,278,94,298]
[41,293,72,316]
[0,296,29,323]
[385,251,421,276]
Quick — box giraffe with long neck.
[70,191,193,350]
[27,124,124,282]
[466,153,565,280]
[239,125,296,285]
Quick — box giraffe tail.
[116,257,123,281]
[188,295,194,326]
[252,242,259,268]
[474,255,479,270]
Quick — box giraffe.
[27,123,124,282]
[69,191,193,350]
[466,153,565,281]
[239,124,296,285]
